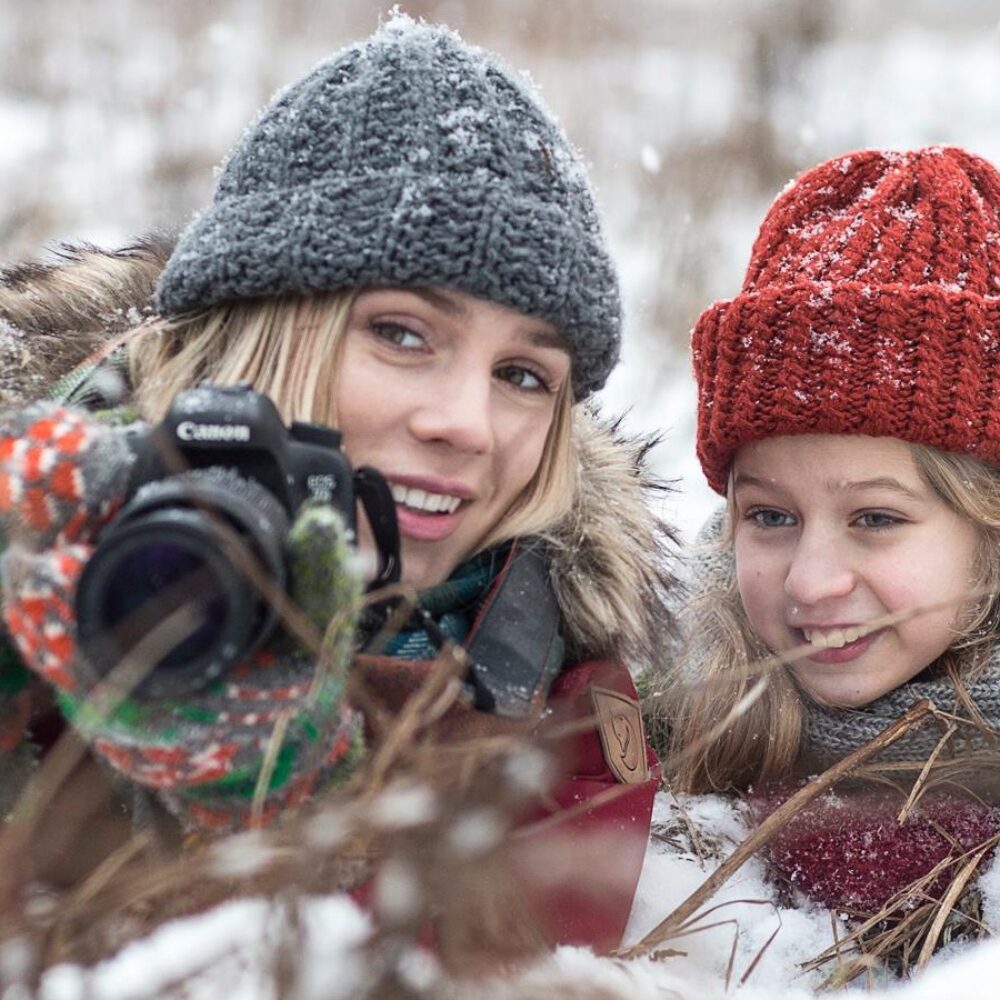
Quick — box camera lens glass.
[76,469,290,696]
[98,540,229,671]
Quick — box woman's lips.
[394,502,466,542]
[387,476,474,543]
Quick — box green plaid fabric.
[377,544,513,660]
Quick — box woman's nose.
[408,371,494,454]
[782,529,856,606]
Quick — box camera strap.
[461,541,564,718]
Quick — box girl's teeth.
[803,627,863,649]
[390,484,462,514]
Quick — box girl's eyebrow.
[732,473,772,492]
[733,471,923,501]
[835,476,923,500]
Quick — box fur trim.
[0,239,678,666]
[542,410,678,670]
[0,235,173,406]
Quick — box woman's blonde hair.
[127,292,577,553]
[664,442,1000,794]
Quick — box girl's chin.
[791,669,888,710]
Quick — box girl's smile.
[732,434,980,707]
[793,624,884,664]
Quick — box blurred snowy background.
[3,0,1000,538]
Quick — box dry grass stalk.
[619,698,938,960]
[1,634,619,996]
[801,824,1000,987]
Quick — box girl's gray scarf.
[804,660,1000,764]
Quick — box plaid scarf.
[375,544,513,660]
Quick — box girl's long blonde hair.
[663,443,1000,794]
[127,292,577,552]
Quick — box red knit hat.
[693,145,1000,494]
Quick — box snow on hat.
[156,14,621,399]
[693,145,1000,493]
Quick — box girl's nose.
[408,371,494,454]
[782,529,856,606]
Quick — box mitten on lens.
[0,403,365,833]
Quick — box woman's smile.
[388,474,474,542]
[333,286,570,589]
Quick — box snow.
[35,896,370,1000]
[20,790,1000,998]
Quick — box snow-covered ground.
[20,790,1000,999]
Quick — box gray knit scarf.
[804,658,1000,765]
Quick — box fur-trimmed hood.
[0,240,677,670]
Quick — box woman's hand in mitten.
[0,404,365,832]
[81,500,366,832]
[0,404,134,691]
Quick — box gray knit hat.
[155,15,621,399]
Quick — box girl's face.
[334,287,570,589]
[732,434,979,708]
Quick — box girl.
[0,16,669,951]
[653,145,1000,918]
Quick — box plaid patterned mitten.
[0,403,363,832]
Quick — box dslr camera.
[75,383,400,696]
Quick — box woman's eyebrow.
[528,329,570,352]
[410,287,466,315]
[407,288,567,352]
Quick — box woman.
[0,17,671,951]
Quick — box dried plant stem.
[896,722,956,823]
[915,839,998,969]
[621,698,937,959]
[252,708,294,828]
[362,644,470,791]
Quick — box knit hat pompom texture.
[156,15,620,399]
[693,145,1000,493]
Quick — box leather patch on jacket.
[590,686,649,785]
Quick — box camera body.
[127,382,356,524]
[75,383,399,697]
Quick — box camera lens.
[76,468,289,697]
[98,538,230,669]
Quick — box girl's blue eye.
[496,364,552,393]
[372,322,425,349]
[855,511,902,530]
[750,508,794,528]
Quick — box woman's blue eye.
[750,508,794,528]
[372,322,425,349]
[496,365,551,393]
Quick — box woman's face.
[732,434,979,708]
[334,287,570,589]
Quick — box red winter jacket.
[521,657,659,951]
